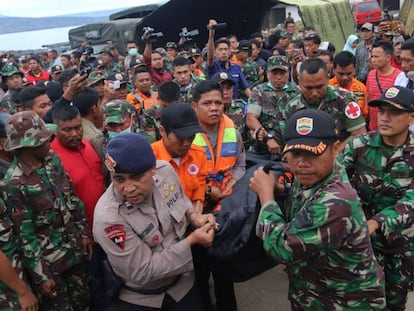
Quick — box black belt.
[124,275,181,295]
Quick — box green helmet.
[4,111,56,151]
[104,100,137,124]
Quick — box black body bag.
[207,154,292,282]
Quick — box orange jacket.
[193,115,238,195]
[230,54,242,66]
[152,140,207,203]
[126,89,159,113]
[329,77,368,117]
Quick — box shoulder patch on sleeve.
[345,102,361,119]
[105,224,126,249]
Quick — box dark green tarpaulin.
[133,0,276,48]
[400,0,414,36]
[132,0,355,51]
[279,0,355,51]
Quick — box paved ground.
[234,265,414,311]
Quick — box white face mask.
[128,48,138,56]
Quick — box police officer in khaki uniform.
[93,133,216,310]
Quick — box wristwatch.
[263,133,275,143]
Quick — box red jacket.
[51,139,105,232]
[25,70,50,86]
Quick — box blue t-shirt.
[206,60,249,99]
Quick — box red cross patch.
[345,102,361,119]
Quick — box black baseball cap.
[369,86,414,112]
[283,109,338,155]
[160,102,201,139]
[211,72,235,86]
[236,40,251,52]
[51,65,63,74]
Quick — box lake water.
[0,26,80,51]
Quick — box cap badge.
[105,153,117,173]
[296,117,313,135]
[219,72,228,79]
[385,87,399,99]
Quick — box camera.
[142,27,164,42]
[179,27,200,41]
[179,27,200,50]
[208,23,227,30]
[80,67,91,77]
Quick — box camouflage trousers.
[37,262,90,311]
[0,287,20,310]
[374,250,413,311]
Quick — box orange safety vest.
[151,140,207,203]
[193,115,238,195]
[126,89,159,114]
[329,77,368,117]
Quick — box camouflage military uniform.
[165,60,174,74]
[0,111,90,311]
[241,57,260,88]
[342,131,414,310]
[0,95,16,114]
[0,64,23,114]
[139,105,163,143]
[0,197,23,310]
[226,99,250,148]
[102,62,121,77]
[285,86,365,141]
[256,164,386,310]
[176,74,203,103]
[247,82,299,147]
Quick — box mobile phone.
[112,80,120,90]
[80,67,91,77]
[319,41,329,51]
[294,48,300,54]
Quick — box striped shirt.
[366,68,401,130]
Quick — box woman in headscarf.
[343,34,360,55]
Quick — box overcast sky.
[1,0,164,17]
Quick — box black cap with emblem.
[283,109,338,156]
[369,86,414,112]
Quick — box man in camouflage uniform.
[285,58,366,145]
[165,42,178,73]
[0,64,24,114]
[0,111,93,310]
[234,40,261,90]
[0,197,38,310]
[250,109,386,310]
[98,47,121,77]
[342,86,414,310]
[210,72,249,149]
[172,56,202,103]
[246,55,299,154]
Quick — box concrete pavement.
[234,265,414,311]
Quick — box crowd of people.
[0,13,413,311]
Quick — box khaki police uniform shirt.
[93,160,194,308]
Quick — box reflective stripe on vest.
[193,115,237,189]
